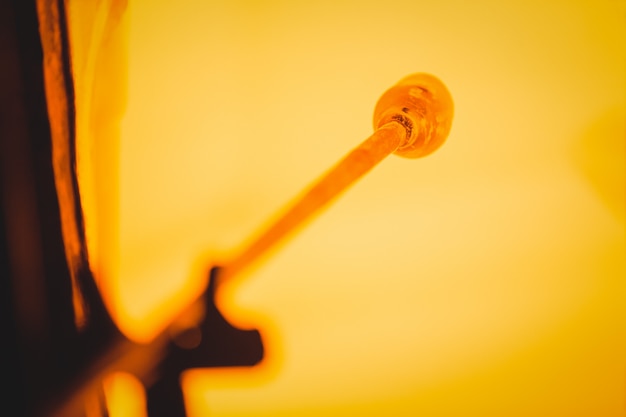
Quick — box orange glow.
[67,0,129,318]
[104,372,147,417]
[68,1,625,416]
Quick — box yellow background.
[68,0,625,416]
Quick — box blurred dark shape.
[0,1,263,416]
[147,267,263,417]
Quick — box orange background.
[67,1,624,416]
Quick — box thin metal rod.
[219,121,406,284]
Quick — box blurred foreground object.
[1,2,262,416]
[1,1,455,416]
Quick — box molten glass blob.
[373,73,454,158]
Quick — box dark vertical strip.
[0,0,119,415]
[0,1,43,414]
[1,0,76,414]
